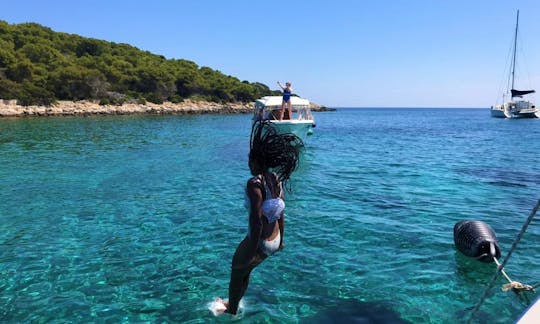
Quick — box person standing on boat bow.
[277,81,293,120]
[217,120,304,315]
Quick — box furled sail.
[511,89,535,97]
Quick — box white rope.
[493,258,514,283]
[493,258,534,292]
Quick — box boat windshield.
[253,96,313,121]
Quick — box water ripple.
[1,111,539,323]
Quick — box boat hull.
[490,108,507,118]
[512,112,539,118]
[517,296,540,323]
[269,120,315,140]
[490,104,538,119]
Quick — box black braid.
[250,121,304,190]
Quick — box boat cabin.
[253,96,313,122]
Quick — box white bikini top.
[245,173,285,223]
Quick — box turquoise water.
[1,109,539,323]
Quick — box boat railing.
[253,105,313,121]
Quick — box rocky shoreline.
[0,99,332,118]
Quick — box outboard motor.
[453,220,501,263]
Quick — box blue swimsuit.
[283,88,291,102]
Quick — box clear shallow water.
[1,109,539,323]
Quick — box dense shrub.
[0,20,279,104]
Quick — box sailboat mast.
[510,10,519,94]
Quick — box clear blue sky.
[2,0,539,107]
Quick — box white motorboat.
[252,96,316,140]
[491,10,537,118]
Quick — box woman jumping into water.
[218,121,304,315]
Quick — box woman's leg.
[287,101,292,120]
[279,102,285,120]
[227,267,249,314]
[226,238,267,314]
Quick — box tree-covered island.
[0,20,291,114]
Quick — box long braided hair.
[249,121,304,190]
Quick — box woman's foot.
[214,298,228,315]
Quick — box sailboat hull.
[491,109,538,119]
[512,112,538,118]
[490,108,507,118]
[505,112,538,118]
[491,101,538,119]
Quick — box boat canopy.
[255,96,310,110]
[511,89,536,98]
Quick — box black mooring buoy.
[453,220,501,263]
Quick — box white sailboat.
[491,10,538,118]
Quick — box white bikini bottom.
[259,231,280,256]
